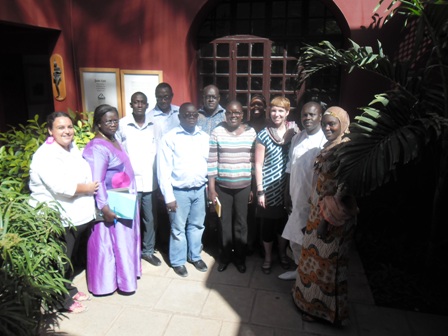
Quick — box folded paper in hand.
[107,189,137,220]
[215,197,222,217]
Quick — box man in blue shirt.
[197,85,226,252]
[197,85,226,135]
[148,82,180,254]
[157,103,210,277]
[148,82,180,142]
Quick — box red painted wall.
[0,0,397,117]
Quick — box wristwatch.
[257,190,265,196]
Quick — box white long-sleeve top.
[116,113,157,192]
[282,129,326,245]
[29,141,96,227]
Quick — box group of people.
[28,82,358,327]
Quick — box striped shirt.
[257,128,291,206]
[208,124,256,189]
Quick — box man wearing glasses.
[149,82,180,142]
[197,85,226,135]
[157,103,210,277]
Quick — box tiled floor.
[40,247,448,336]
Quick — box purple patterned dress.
[83,138,141,295]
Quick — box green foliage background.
[0,111,94,335]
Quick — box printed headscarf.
[315,106,351,174]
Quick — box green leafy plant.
[0,115,47,194]
[0,181,69,335]
[0,111,94,334]
[297,0,448,232]
[69,109,95,149]
[296,0,448,313]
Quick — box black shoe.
[217,263,228,272]
[142,254,162,266]
[172,265,188,277]
[190,259,208,272]
[235,263,246,273]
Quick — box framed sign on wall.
[120,70,163,116]
[79,68,122,115]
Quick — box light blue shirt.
[157,125,210,204]
[148,104,180,142]
[197,105,226,135]
[116,113,157,192]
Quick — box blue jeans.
[138,191,157,256]
[169,185,206,267]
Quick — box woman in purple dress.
[83,104,141,295]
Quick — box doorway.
[0,22,59,131]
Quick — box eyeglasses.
[104,120,119,126]
[156,95,172,101]
[225,111,243,116]
[203,95,219,101]
[181,113,199,118]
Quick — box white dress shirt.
[116,113,157,192]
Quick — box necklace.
[98,130,116,142]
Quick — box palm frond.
[333,90,448,196]
[298,40,412,91]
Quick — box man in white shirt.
[280,101,326,280]
[116,92,161,267]
[157,103,210,277]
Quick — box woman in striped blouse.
[208,100,257,273]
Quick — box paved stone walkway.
[40,247,448,336]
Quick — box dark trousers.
[155,189,170,254]
[62,222,90,309]
[216,184,251,265]
[138,191,157,256]
[246,202,261,253]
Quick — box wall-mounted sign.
[120,70,163,116]
[50,54,66,101]
[79,68,122,115]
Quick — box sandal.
[67,301,88,314]
[261,260,271,274]
[280,255,291,270]
[73,291,91,302]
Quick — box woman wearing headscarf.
[292,106,358,326]
[83,104,141,295]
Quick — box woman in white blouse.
[29,112,99,314]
